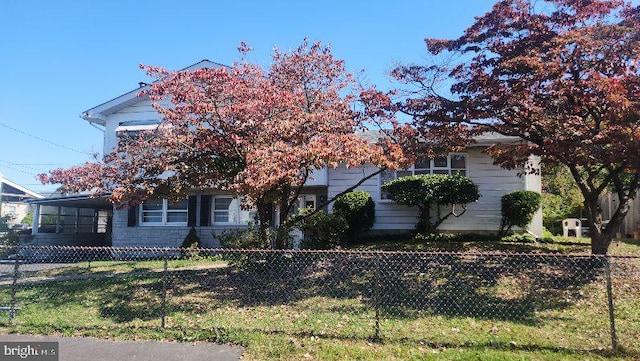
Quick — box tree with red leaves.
[392,0,640,254]
[40,40,408,248]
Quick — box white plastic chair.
[563,218,582,237]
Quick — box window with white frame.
[115,120,159,139]
[212,196,252,225]
[291,194,317,215]
[380,153,468,199]
[140,199,188,225]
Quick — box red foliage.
[41,40,408,218]
[393,0,640,253]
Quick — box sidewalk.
[0,334,243,361]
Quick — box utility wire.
[0,121,94,156]
[0,159,45,173]
[0,163,67,166]
[0,164,37,177]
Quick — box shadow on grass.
[3,250,618,349]
[156,252,605,327]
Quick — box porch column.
[32,204,40,235]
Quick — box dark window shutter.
[127,205,138,227]
[200,195,211,226]
[265,203,274,225]
[187,195,197,227]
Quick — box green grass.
[349,234,640,255]
[24,257,228,279]
[1,239,639,360]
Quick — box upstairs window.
[115,120,159,139]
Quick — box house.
[27,60,542,248]
[0,173,43,228]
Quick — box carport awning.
[26,194,113,209]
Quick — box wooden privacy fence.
[600,189,640,236]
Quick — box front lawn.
[348,234,640,255]
[0,238,638,361]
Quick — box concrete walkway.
[0,334,243,361]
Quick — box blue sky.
[1,0,634,194]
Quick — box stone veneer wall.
[111,208,247,248]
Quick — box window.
[290,194,317,216]
[212,196,253,225]
[213,196,235,224]
[37,206,110,234]
[115,120,159,138]
[380,153,468,199]
[140,199,188,225]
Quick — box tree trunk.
[255,200,272,247]
[416,207,433,234]
[275,187,293,249]
[583,194,625,255]
[591,232,612,255]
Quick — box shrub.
[217,225,270,249]
[382,174,480,234]
[299,210,348,250]
[500,190,542,235]
[333,190,375,242]
[181,227,201,248]
[21,212,34,227]
[181,227,202,258]
[0,215,19,247]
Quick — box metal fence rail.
[0,245,638,353]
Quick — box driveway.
[0,334,243,361]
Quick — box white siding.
[103,95,543,238]
[306,167,328,186]
[524,156,543,237]
[103,99,166,153]
[327,148,538,234]
[327,165,383,207]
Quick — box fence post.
[161,250,168,329]
[9,250,20,324]
[604,256,618,350]
[374,251,381,341]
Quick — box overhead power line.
[0,121,94,156]
[0,164,37,177]
[0,159,45,173]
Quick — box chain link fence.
[0,245,638,353]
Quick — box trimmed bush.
[333,190,375,242]
[299,211,348,250]
[382,174,480,234]
[500,190,542,235]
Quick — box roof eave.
[0,178,43,199]
[80,60,229,122]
